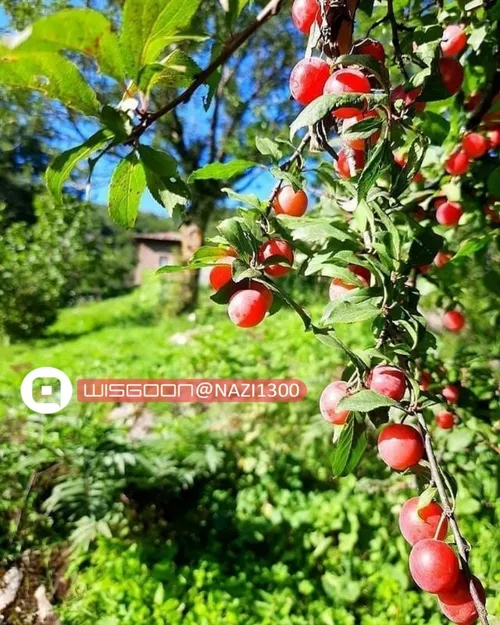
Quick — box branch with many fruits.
[1,0,498,622]
[162,2,497,624]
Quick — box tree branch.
[417,414,490,625]
[387,0,409,80]
[129,0,285,144]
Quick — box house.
[133,232,182,284]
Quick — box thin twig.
[367,15,389,36]
[386,0,409,80]
[417,414,490,625]
[128,0,285,144]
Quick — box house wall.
[134,241,181,284]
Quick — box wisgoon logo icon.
[20,367,73,414]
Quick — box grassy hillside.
[0,281,498,625]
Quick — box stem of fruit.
[417,413,490,625]
[264,132,312,217]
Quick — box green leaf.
[358,0,375,16]
[100,106,133,140]
[283,217,354,243]
[392,136,428,197]
[408,226,444,266]
[358,140,391,202]
[190,245,230,263]
[337,390,397,412]
[372,204,401,260]
[153,583,165,605]
[255,137,283,161]
[217,218,257,256]
[290,93,388,139]
[417,487,438,514]
[109,153,147,228]
[221,0,252,24]
[343,116,383,140]
[0,51,99,115]
[139,145,190,220]
[342,424,368,475]
[487,166,500,197]
[270,167,303,189]
[421,112,450,146]
[156,263,194,275]
[188,160,258,183]
[453,235,491,259]
[315,330,369,372]
[137,50,201,94]
[321,296,381,324]
[446,429,474,452]
[465,0,483,12]
[121,0,203,75]
[46,129,113,205]
[305,263,367,284]
[333,54,390,89]
[203,41,222,111]
[332,419,354,477]
[16,8,126,81]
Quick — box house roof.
[133,232,183,243]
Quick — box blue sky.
[0,4,277,218]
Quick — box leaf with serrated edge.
[139,145,189,216]
[337,390,397,412]
[109,153,147,228]
[0,50,99,115]
[342,424,368,475]
[137,50,202,95]
[121,0,204,75]
[256,137,283,161]
[188,160,258,182]
[332,419,354,477]
[358,140,391,202]
[290,93,388,139]
[343,116,383,140]
[16,9,126,81]
[46,129,113,204]
[321,298,381,325]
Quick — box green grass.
[1,281,498,625]
[0,279,369,417]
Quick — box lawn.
[0,280,498,625]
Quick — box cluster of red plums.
[209,183,314,328]
[289,0,468,180]
[416,193,498,228]
[417,251,467,334]
[209,235,295,328]
[319,364,485,622]
[445,130,497,177]
[419,373,460,430]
